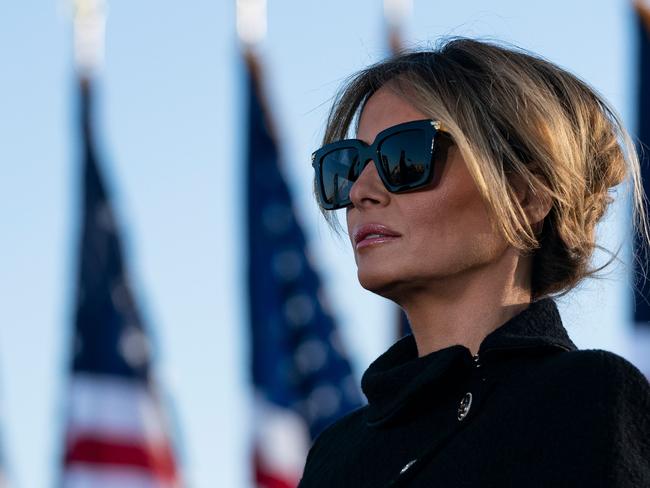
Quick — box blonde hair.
[317,38,649,299]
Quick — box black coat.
[297,299,650,487]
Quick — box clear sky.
[0,0,647,486]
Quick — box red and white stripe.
[253,393,310,488]
[62,374,180,488]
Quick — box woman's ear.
[511,175,552,229]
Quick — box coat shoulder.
[311,403,367,448]
[544,348,649,397]
[491,348,650,486]
[528,348,650,437]
[299,405,368,485]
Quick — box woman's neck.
[399,249,532,358]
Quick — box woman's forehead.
[356,86,429,144]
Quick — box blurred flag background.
[60,75,181,486]
[0,0,648,487]
[244,48,361,487]
[61,3,182,486]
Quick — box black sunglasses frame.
[311,119,449,210]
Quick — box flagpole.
[237,0,267,80]
[237,0,267,49]
[72,0,106,82]
[384,0,412,54]
[237,0,279,144]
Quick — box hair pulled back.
[319,38,649,299]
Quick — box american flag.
[244,51,363,488]
[635,0,650,325]
[61,78,181,488]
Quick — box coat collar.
[361,298,577,426]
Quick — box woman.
[298,38,650,487]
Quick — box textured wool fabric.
[297,298,650,487]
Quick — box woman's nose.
[348,159,390,209]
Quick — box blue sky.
[0,0,646,486]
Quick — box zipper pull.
[473,353,487,383]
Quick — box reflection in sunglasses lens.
[378,130,428,186]
[322,148,359,204]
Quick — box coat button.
[457,392,473,421]
[400,459,417,474]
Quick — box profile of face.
[346,85,513,303]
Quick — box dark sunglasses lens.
[320,147,360,206]
[378,129,432,188]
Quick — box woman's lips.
[356,234,400,250]
[352,224,402,250]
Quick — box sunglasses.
[311,119,451,210]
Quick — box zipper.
[472,353,481,369]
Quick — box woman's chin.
[357,270,413,301]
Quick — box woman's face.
[346,85,511,301]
